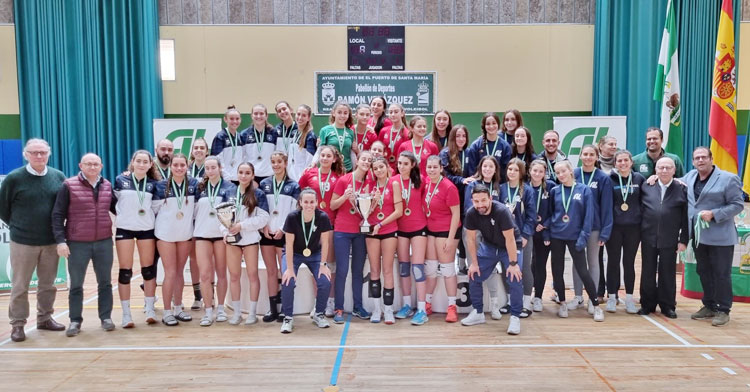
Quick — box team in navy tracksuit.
[499,181,536,314]
[531,178,557,305]
[465,137,512,182]
[275,121,317,181]
[241,124,278,181]
[211,128,245,182]
[606,169,645,300]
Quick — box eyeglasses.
[693,156,711,161]
[27,151,49,156]
[81,163,101,167]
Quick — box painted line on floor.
[641,315,691,346]
[328,313,352,387]
[722,367,737,375]
[701,353,714,360]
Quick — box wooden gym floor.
[0,255,748,391]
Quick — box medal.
[171,178,186,220]
[301,209,315,257]
[560,184,573,224]
[257,156,262,161]
[377,212,385,220]
[389,155,395,162]
[621,203,629,211]
[399,175,413,215]
[209,210,216,217]
[537,215,542,222]
[424,176,443,217]
[138,208,146,216]
[426,210,431,217]
[176,211,184,219]
[404,208,411,216]
[132,174,148,217]
[562,214,570,223]
[272,175,286,216]
[273,210,279,215]
[302,248,312,257]
[253,126,265,161]
[319,201,326,209]
[230,159,236,166]
[350,208,356,215]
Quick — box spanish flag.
[709,0,738,174]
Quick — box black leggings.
[551,238,598,305]
[605,224,641,295]
[598,246,606,297]
[532,232,550,299]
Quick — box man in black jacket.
[638,157,688,318]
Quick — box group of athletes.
[112,96,679,335]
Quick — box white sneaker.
[461,309,486,326]
[199,315,213,327]
[507,315,521,335]
[244,313,258,325]
[532,297,543,312]
[558,303,569,318]
[490,298,502,320]
[312,312,330,328]
[280,317,294,333]
[550,293,561,304]
[309,307,316,318]
[606,297,617,313]
[370,307,382,323]
[215,309,228,322]
[587,299,595,315]
[567,296,584,310]
[625,298,637,314]
[383,306,395,325]
[325,298,335,317]
[594,306,605,322]
[228,313,243,325]
[121,313,134,328]
[144,309,157,325]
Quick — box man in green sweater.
[0,139,67,342]
[632,127,685,178]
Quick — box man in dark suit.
[638,157,688,318]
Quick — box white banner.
[153,119,223,157]
[553,116,628,168]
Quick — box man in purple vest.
[52,153,115,337]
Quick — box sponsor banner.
[0,175,67,290]
[315,72,436,115]
[553,116,628,167]
[153,119,223,157]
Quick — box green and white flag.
[653,0,682,157]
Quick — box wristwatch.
[509,260,518,267]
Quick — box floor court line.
[0,274,141,347]
[641,314,692,346]
[2,343,750,353]
[722,367,737,375]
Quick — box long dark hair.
[318,145,345,176]
[529,159,550,194]
[237,162,258,213]
[506,158,526,198]
[447,124,469,175]
[370,96,388,134]
[580,144,602,170]
[164,153,190,205]
[399,151,421,189]
[297,104,314,149]
[480,112,501,149]
[431,109,453,147]
[471,155,500,195]
[197,156,222,194]
[501,109,524,133]
[128,150,160,180]
[511,126,536,168]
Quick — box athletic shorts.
[194,237,223,243]
[227,241,259,251]
[397,227,427,239]
[260,236,285,248]
[367,231,397,240]
[427,230,461,240]
[115,228,156,241]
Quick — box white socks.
[403,295,411,307]
[417,301,426,312]
[249,301,258,316]
[448,296,456,306]
[144,297,155,311]
[232,300,241,315]
[121,300,131,316]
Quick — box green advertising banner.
[315,72,436,115]
[0,175,67,290]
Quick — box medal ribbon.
[273,176,285,208]
[561,185,573,216]
[282,122,298,152]
[207,179,222,208]
[425,177,443,210]
[132,174,146,209]
[253,125,265,158]
[485,139,499,158]
[388,126,402,153]
[226,128,239,158]
[333,127,346,152]
[583,169,595,187]
[411,139,424,163]
[506,183,519,211]
[158,166,170,180]
[399,176,412,205]
[191,163,204,178]
[318,168,332,201]
[171,179,185,211]
[618,172,632,203]
[235,186,244,214]
[375,179,387,209]
[301,211,315,251]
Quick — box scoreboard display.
[347,26,405,71]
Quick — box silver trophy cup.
[215,201,242,244]
[355,193,375,234]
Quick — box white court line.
[2,343,750,353]
[701,353,714,360]
[0,274,142,347]
[722,367,737,375]
[641,315,692,346]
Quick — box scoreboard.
[347,26,405,71]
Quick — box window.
[160,39,175,81]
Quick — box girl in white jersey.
[188,137,209,310]
[241,104,277,183]
[154,154,199,326]
[211,105,245,183]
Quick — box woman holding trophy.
[279,189,333,333]
[193,156,236,326]
[221,162,270,325]
[330,150,374,323]
[365,156,403,324]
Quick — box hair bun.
[227,104,236,110]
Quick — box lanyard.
[485,138,499,158]
[546,158,557,182]
[132,174,147,208]
[582,169,596,187]
[158,166,170,180]
[425,176,443,209]
[535,184,543,212]
[352,172,366,195]
[506,183,519,207]
[273,176,286,207]
[375,179,387,209]
[333,127,346,152]
[191,163,204,178]
[207,179,221,208]
[301,211,315,250]
[318,168,331,200]
[253,125,265,157]
[560,185,573,216]
[226,128,239,158]
[282,122,298,151]
[389,125,402,152]
[399,175,412,204]
[171,179,186,210]
[411,139,424,163]
[617,172,632,203]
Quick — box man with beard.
[632,127,684,178]
[540,130,567,183]
[155,139,174,180]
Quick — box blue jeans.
[333,231,366,311]
[470,243,523,317]
[280,252,331,316]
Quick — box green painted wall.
[0,115,20,139]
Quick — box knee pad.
[440,262,457,278]
[326,261,336,274]
[118,268,133,285]
[383,288,395,306]
[425,260,439,278]
[412,264,426,282]
[141,264,157,281]
[399,262,411,277]
[369,280,382,298]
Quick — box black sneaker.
[499,304,510,315]
[519,308,532,318]
[262,310,278,323]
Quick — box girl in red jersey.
[378,103,409,172]
[370,140,386,160]
[397,116,440,177]
[297,145,345,316]
[423,155,461,323]
[368,96,391,136]
[365,156,403,324]
[393,151,429,325]
[353,104,378,152]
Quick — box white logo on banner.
[321,82,336,106]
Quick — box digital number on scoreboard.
[347,26,405,71]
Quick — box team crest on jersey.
[639,164,648,173]
[122,180,130,189]
[225,139,232,147]
[590,182,598,189]
[573,193,582,200]
[284,186,291,193]
[513,195,520,202]
[541,192,549,199]
[494,151,502,157]
[490,218,495,226]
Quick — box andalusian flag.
[709,0,738,174]
[654,0,681,156]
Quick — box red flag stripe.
[709,101,739,160]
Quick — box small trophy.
[355,193,375,234]
[215,201,242,244]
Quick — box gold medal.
[138,209,146,216]
[273,210,279,215]
[319,201,326,209]
[377,212,385,220]
[350,208,356,215]
[176,211,184,220]
[562,214,570,223]
[302,248,312,257]
[389,155,395,162]
[209,210,216,217]
[621,203,629,211]
[427,210,432,217]
[257,156,262,161]
[404,208,411,216]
